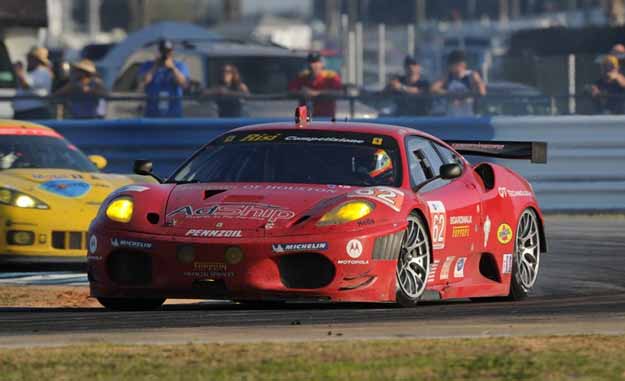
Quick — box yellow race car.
[0,120,152,265]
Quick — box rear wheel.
[97,297,165,311]
[396,213,431,307]
[508,208,541,300]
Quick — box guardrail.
[43,116,625,212]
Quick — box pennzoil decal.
[349,187,404,212]
[185,229,243,238]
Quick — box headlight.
[105,197,134,223]
[0,188,49,209]
[317,200,374,226]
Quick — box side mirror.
[133,160,153,176]
[88,155,107,170]
[440,163,463,180]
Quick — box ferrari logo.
[372,137,383,145]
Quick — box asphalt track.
[0,215,624,347]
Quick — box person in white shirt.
[13,47,54,120]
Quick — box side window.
[433,143,462,165]
[406,136,444,186]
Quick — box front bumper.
[0,205,95,264]
[89,224,404,303]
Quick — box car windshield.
[171,130,401,187]
[0,135,97,172]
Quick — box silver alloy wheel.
[396,215,430,300]
[515,209,541,291]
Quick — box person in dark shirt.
[207,64,250,118]
[385,56,431,116]
[591,55,625,114]
[288,52,343,118]
[53,59,107,119]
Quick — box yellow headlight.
[105,197,134,223]
[317,201,374,226]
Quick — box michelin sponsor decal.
[110,238,153,250]
[272,242,328,253]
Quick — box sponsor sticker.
[483,215,491,248]
[357,218,375,226]
[284,135,365,144]
[503,254,513,274]
[452,225,470,238]
[440,256,455,280]
[497,224,513,244]
[39,179,91,198]
[183,262,234,278]
[185,229,243,238]
[272,242,328,253]
[372,137,383,145]
[346,239,363,258]
[167,203,295,223]
[454,257,466,278]
[337,259,369,265]
[348,187,405,212]
[427,201,446,250]
[450,216,472,225]
[498,187,532,198]
[88,235,97,254]
[240,133,281,142]
[428,260,440,283]
[110,238,153,250]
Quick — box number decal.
[427,201,446,250]
[349,187,404,212]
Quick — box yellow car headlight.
[317,200,374,226]
[0,188,49,209]
[105,197,134,223]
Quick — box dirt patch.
[0,286,99,308]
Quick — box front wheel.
[97,297,165,311]
[396,213,431,307]
[508,208,541,300]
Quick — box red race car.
[88,108,547,310]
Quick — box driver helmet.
[368,149,393,178]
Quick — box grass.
[1,335,625,380]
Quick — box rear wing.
[447,141,547,164]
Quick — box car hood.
[164,182,354,232]
[0,168,140,207]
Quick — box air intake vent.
[372,231,404,260]
[278,253,335,289]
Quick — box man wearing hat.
[288,52,343,118]
[13,47,54,119]
[385,55,431,116]
[53,59,107,119]
[138,39,189,118]
[591,55,625,114]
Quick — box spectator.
[12,47,54,120]
[138,39,189,118]
[431,50,486,116]
[53,59,107,119]
[610,44,625,73]
[384,56,431,116]
[288,52,342,118]
[205,64,249,117]
[591,55,625,114]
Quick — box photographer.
[138,39,189,118]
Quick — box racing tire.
[396,213,431,307]
[507,208,541,301]
[97,297,166,311]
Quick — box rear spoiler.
[447,141,547,164]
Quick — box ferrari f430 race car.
[88,109,547,310]
[0,120,152,265]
